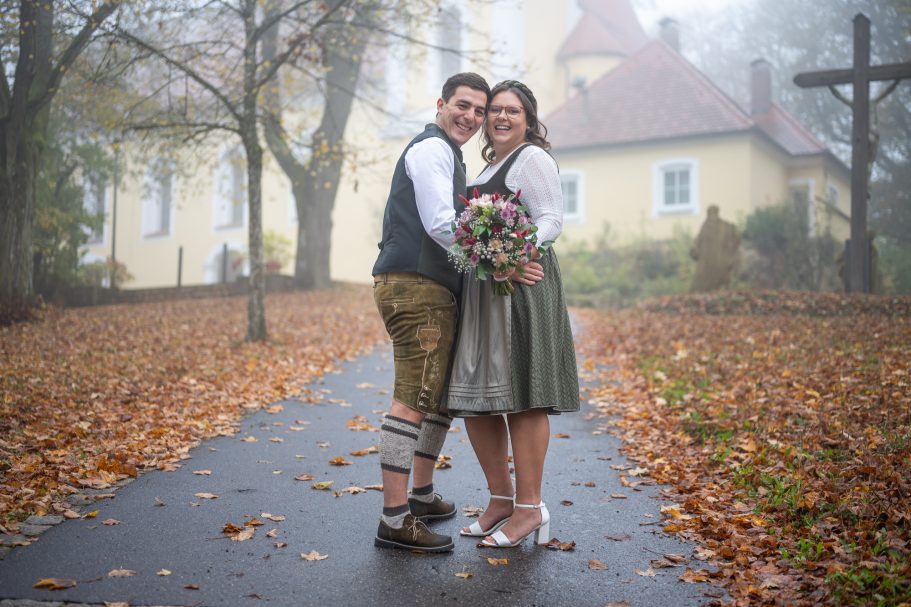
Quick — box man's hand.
[512,261,544,285]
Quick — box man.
[371,73,543,552]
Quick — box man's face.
[436,86,488,147]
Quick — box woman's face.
[486,90,528,154]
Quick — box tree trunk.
[0,1,117,322]
[262,6,366,290]
[0,119,43,320]
[243,0,266,342]
[245,137,266,341]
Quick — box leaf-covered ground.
[4,287,909,605]
[575,292,911,606]
[0,287,386,529]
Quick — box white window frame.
[78,251,110,287]
[82,176,108,246]
[788,177,816,235]
[426,1,466,98]
[559,170,585,224]
[490,0,526,83]
[213,145,248,231]
[652,158,699,216]
[204,240,247,284]
[141,158,176,239]
[288,179,298,224]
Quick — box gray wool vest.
[372,123,467,295]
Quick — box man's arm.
[405,138,457,251]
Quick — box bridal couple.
[371,72,579,552]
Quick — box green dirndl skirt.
[444,249,580,417]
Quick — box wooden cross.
[794,13,911,293]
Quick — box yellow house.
[80,0,849,289]
[545,2,851,248]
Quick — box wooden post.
[221,243,228,284]
[849,14,870,292]
[793,13,911,293]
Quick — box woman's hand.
[493,266,516,282]
[512,261,544,285]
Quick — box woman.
[445,80,580,548]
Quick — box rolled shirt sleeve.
[405,137,458,252]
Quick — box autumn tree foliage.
[0,0,121,323]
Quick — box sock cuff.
[423,414,452,429]
[382,503,410,517]
[385,415,422,429]
[411,483,434,496]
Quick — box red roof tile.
[548,40,752,149]
[752,104,827,156]
[547,40,831,158]
[557,0,648,60]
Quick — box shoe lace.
[404,517,426,541]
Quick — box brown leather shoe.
[374,513,454,553]
[409,493,456,522]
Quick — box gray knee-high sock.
[379,414,421,529]
[410,414,452,504]
[380,414,421,476]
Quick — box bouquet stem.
[493,280,515,296]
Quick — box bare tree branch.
[30,1,121,116]
[113,27,243,126]
[251,0,349,94]
[252,0,318,42]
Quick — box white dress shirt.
[404,137,458,252]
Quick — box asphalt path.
[0,344,719,606]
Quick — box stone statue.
[690,205,740,292]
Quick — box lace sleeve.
[505,147,563,243]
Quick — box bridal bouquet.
[448,187,549,296]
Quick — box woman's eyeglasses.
[487,105,523,118]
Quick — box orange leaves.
[328,456,352,466]
[346,415,378,432]
[0,288,386,529]
[574,293,911,606]
[223,522,255,541]
[544,538,575,551]
[33,578,77,590]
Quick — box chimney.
[751,58,772,115]
[659,17,680,52]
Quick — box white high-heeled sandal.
[459,493,514,537]
[479,501,550,547]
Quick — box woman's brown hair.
[481,79,551,164]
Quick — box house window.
[142,158,175,238]
[427,3,463,95]
[214,146,246,230]
[652,159,699,216]
[83,177,106,245]
[560,171,584,223]
[826,184,839,207]
[438,6,462,80]
[491,1,526,82]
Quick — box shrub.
[559,225,694,307]
[741,201,839,291]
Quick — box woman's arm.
[505,147,563,243]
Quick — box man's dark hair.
[441,72,491,102]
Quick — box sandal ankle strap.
[515,501,545,509]
[490,494,515,501]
